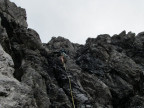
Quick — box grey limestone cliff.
[0,0,144,108]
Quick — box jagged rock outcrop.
[0,0,144,108]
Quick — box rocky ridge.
[0,0,144,108]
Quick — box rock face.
[0,0,144,108]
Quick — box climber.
[50,49,69,64]
[60,49,68,64]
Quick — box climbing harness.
[61,56,76,108]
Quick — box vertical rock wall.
[0,0,144,108]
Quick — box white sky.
[10,0,144,44]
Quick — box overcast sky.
[10,0,144,44]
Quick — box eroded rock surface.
[0,0,144,108]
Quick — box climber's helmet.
[60,49,68,57]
